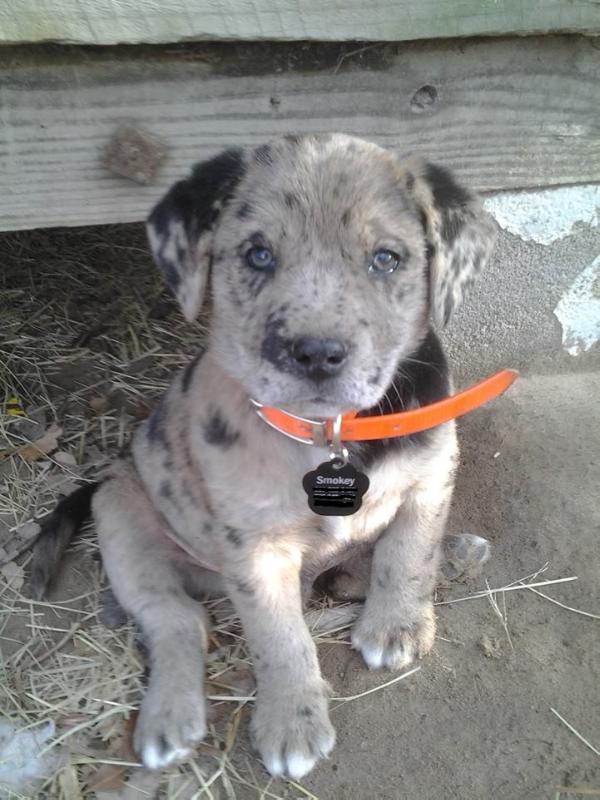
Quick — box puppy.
[32,134,496,779]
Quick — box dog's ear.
[147,149,246,322]
[408,160,496,328]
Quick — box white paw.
[351,603,436,671]
[351,630,416,671]
[264,750,323,781]
[252,687,335,779]
[287,751,322,780]
[141,740,194,770]
[134,689,207,770]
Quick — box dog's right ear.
[147,149,246,322]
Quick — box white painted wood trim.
[1,0,599,45]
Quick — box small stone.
[479,633,502,659]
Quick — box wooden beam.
[1,37,599,232]
[1,0,599,45]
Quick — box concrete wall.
[444,185,600,382]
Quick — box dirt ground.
[1,226,599,800]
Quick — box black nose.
[290,337,349,379]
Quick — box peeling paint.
[553,255,600,356]
[484,185,599,245]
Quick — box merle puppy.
[32,134,496,779]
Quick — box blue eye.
[369,249,403,275]
[246,246,275,271]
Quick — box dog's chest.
[198,416,414,544]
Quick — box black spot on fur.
[341,209,351,226]
[181,353,202,393]
[159,481,173,501]
[405,171,415,191]
[203,409,240,448]
[148,148,246,286]
[369,367,381,386]
[225,527,243,547]
[375,564,392,589]
[182,439,194,470]
[240,269,271,299]
[441,208,466,245]
[451,251,464,275]
[261,315,293,374]
[284,192,298,209]
[181,479,197,506]
[254,144,273,165]
[237,202,254,219]
[443,293,454,326]
[284,134,302,146]
[157,735,172,757]
[352,328,450,468]
[299,706,314,718]
[147,398,169,447]
[358,318,370,328]
[162,259,181,292]
[425,163,471,208]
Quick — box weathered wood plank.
[1,0,599,45]
[1,37,599,232]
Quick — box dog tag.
[303,459,369,516]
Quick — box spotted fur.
[34,134,496,779]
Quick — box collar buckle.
[250,399,329,447]
[329,413,349,465]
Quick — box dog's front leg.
[225,543,335,780]
[351,450,456,671]
[95,473,209,770]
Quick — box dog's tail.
[30,482,100,600]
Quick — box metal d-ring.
[329,413,349,468]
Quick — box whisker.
[402,357,445,379]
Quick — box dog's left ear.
[147,148,246,322]
[408,160,497,328]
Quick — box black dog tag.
[303,459,369,516]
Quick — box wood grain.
[1,0,599,45]
[1,37,599,231]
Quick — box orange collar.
[251,369,518,445]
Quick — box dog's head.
[148,135,495,416]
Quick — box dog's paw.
[351,602,435,671]
[252,685,335,780]
[134,687,207,770]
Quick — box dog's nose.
[291,337,348,378]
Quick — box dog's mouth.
[289,397,348,419]
[252,390,353,420]
[244,352,398,420]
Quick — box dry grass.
[1,225,596,798]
